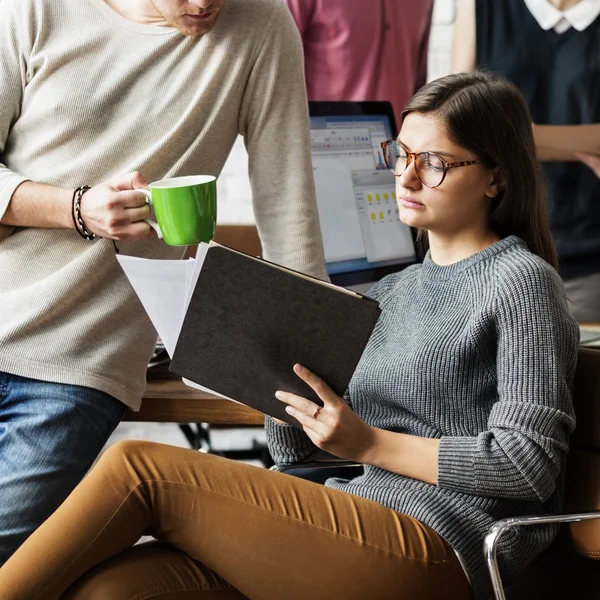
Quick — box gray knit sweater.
[266,236,579,600]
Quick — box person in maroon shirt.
[284,0,434,126]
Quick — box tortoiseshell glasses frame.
[381,140,483,188]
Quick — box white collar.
[523,0,600,33]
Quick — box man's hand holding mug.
[80,172,217,245]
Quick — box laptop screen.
[309,102,418,289]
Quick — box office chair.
[273,347,600,600]
[484,346,600,599]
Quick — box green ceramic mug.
[137,175,217,246]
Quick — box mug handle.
[135,188,163,239]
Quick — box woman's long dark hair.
[402,71,557,269]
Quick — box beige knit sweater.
[0,0,327,409]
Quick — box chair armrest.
[271,459,361,473]
[271,460,363,484]
[484,511,600,600]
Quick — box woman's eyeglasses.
[381,140,482,188]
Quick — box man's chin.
[175,14,218,36]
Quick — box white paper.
[117,255,190,357]
[181,377,239,402]
[117,248,237,402]
[186,243,210,305]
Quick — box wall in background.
[217,0,456,225]
[429,0,456,81]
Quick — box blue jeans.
[0,372,126,565]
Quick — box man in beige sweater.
[0,0,327,564]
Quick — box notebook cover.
[170,246,381,424]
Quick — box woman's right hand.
[79,171,156,240]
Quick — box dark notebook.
[169,243,381,425]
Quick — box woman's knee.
[99,439,160,468]
[97,440,210,486]
[92,440,165,486]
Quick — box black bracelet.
[72,185,95,240]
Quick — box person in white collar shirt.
[452,0,600,323]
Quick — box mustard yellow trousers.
[0,440,470,600]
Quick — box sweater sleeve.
[265,415,320,466]
[0,0,31,239]
[238,1,328,281]
[437,261,579,502]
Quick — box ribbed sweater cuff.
[0,173,30,220]
[265,415,315,464]
[437,436,479,493]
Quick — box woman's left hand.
[275,364,375,462]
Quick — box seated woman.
[0,71,579,600]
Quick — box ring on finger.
[313,406,322,419]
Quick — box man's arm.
[2,183,73,229]
[2,174,156,240]
[0,2,154,241]
[239,1,328,280]
[451,0,476,73]
[533,124,600,162]
[0,0,33,240]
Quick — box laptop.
[309,101,418,294]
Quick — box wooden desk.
[131,323,600,426]
[124,378,264,426]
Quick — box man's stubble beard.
[147,0,220,36]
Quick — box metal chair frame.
[271,459,362,474]
[484,511,600,600]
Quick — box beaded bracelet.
[71,185,96,240]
